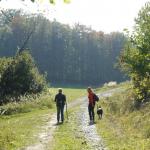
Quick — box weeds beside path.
[96,87,150,150]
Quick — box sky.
[0,0,149,33]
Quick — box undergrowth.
[0,92,53,115]
[96,85,150,150]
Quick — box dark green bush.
[0,51,47,104]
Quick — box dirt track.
[23,88,122,150]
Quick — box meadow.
[0,87,86,150]
[96,83,150,150]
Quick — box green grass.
[0,109,53,150]
[0,87,87,150]
[49,87,86,102]
[0,91,54,149]
[0,93,53,115]
[94,81,130,93]
[52,107,91,150]
[0,87,86,116]
[96,84,150,150]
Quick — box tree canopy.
[0,0,70,4]
[0,10,126,86]
[120,2,150,103]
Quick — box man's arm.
[54,95,57,102]
[64,95,66,105]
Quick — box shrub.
[104,88,139,115]
[0,51,47,104]
[119,2,150,103]
[0,92,53,115]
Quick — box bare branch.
[0,9,14,23]
[18,19,37,53]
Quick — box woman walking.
[87,87,95,123]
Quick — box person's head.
[87,87,92,93]
[58,88,62,93]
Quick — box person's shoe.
[57,121,60,125]
[93,121,96,124]
[89,120,93,125]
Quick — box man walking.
[87,87,95,123]
[54,88,66,124]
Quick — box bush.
[0,92,53,115]
[0,51,47,104]
[103,88,138,115]
[119,2,150,103]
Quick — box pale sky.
[0,0,149,33]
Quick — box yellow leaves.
[135,88,141,95]
[39,0,45,3]
[64,0,71,3]
[30,0,45,3]
[49,0,71,4]
[30,0,71,4]
[49,0,55,4]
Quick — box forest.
[0,10,126,86]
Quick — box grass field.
[96,84,150,150]
[0,87,87,150]
[49,87,86,102]
[2,83,146,150]
[94,81,130,93]
[0,109,53,150]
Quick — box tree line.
[0,10,126,86]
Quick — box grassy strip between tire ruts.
[96,84,150,150]
[52,106,91,150]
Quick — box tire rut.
[22,113,57,150]
[77,99,107,150]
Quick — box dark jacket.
[55,93,66,107]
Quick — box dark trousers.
[57,105,64,122]
[88,104,95,121]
